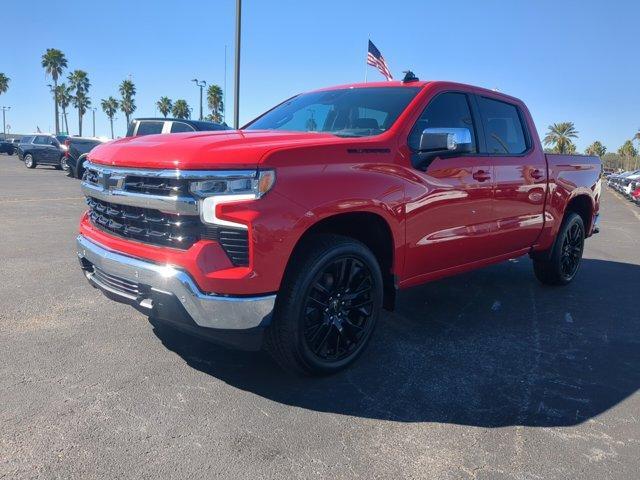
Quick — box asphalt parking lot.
[1,156,639,479]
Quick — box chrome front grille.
[82,162,250,266]
[122,176,190,197]
[87,197,201,249]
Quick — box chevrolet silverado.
[77,79,601,375]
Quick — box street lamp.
[91,107,97,137]
[1,106,10,140]
[191,79,207,120]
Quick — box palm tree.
[68,70,90,135]
[41,49,68,134]
[618,140,638,170]
[585,141,606,158]
[54,84,72,133]
[543,122,578,154]
[156,97,172,118]
[119,79,136,126]
[172,99,191,119]
[0,73,9,96]
[101,97,119,139]
[71,92,91,136]
[206,85,224,123]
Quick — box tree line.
[0,55,637,162]
[0,48,225,139]
[542,121,639,171]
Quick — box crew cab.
[77,80,601,375]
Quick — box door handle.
[531,169,544,180]
[472,170,491,182]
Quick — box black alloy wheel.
[267,234,383,376]
[559,221,584,279]
[533,212,585,285]
[302,256,376,362]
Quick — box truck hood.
[87,130,352,170]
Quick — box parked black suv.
[126,118,228,137]
[17,134,69,169]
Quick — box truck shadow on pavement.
[151,257,640,427]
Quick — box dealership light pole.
[192,79,207,120]
[1,106,9,139]
[91,107,97,137]
[233,0,241,129]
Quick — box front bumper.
[77,235,276,349]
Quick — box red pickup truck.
[77,80,601,375]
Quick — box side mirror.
[419,127,473,155]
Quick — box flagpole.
[364,36,369,83]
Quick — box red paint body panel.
[80,81,601,296]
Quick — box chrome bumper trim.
[81,181,199,215]
[77,235,275,330]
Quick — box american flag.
[367,40,393,81]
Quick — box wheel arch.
[565,193,594,235]
[283,211,398,310]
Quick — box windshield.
[244,87,420,137]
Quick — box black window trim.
[407,89,481,158]
[170,121,196,133]
[473,94,533,157]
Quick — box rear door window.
[20,136,34,144]
[477,97,528,155]
[75,140,101,153]
[170,122,195,133]
[135,121,164,136]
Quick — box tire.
[533,212,585,286]
[58,155,68,171]
[76,158,86,179]
[266,234,383,376]
[24,154,36,169]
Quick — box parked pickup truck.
[77,80,601,375]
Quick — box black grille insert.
[201,227,250,266]
[87,197,249,266]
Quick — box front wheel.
[533,212,585,285]
[266,234,383,376]
[24,154,36,169]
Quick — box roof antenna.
[402,70,419,83]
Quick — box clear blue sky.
[2,0,638,152]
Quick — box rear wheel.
[59,155,69,171]
[533,213,585,285]
[24,154,36,169]
[266,234,383,376]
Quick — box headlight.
[189,170,275,198]
[190,170,275,227]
